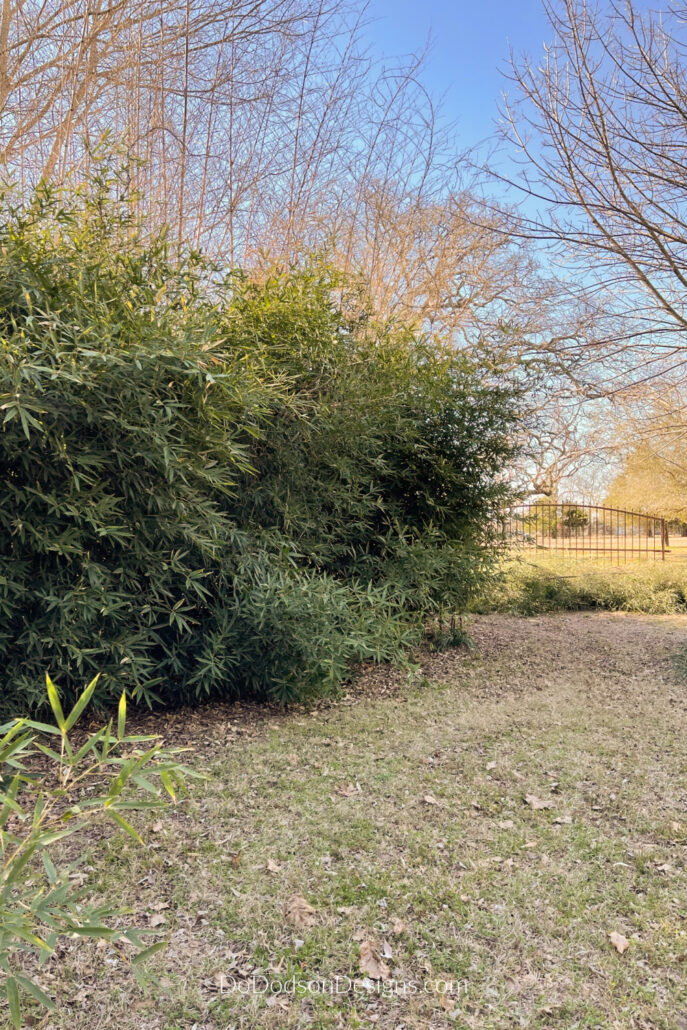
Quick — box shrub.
[472,557,687,615]
[223,270,517,618]
[0,176,282,714]
[0,173,519,714]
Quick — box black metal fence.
[504,503,667,563]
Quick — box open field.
[665,538,687,562]
[15,612,687,1030]
[510,538,687,564]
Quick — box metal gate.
[505,503,667,563]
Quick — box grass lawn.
[24,613,687,1029]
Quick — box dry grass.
[22,614,687,1030]
[472,556,687,616]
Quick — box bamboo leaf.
[5,976,21,1028]
[13,973,55,1012]
[107,810,143,844]
[131,940,168,965]
[44,675,66,732]
[64,674,100,732]
[117,692,126,740]
[159,771,176,801]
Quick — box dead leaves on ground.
[524,794,555,811]
[283,896,401,986]
[333,782,362,799]
[609,931,630,954]
[284,895,317,929]
[358,940,390,980]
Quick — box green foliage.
[223,269,516,617]
[518,502,590,539]
[0,173,519,713]
[560,506,589,530]
[473,557,687,615]
[0,674,197,1027]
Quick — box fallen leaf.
[524,794,554,810]
[266,858,281,873]
[498,819,515,829]
[609,931,630,954]
[486,761,497,771]
[71,987,94,1004]
[151,820,164,833]
[337,783,361,798]
[359,941,390,980]
[390,917,406,934]
[265,994,289,1010]
[149,913,167,927]
[423,793,439,806]
[381,940,393,959]
[285,895,317,929]
[553,815,573,825]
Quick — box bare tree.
[502,0,687,392]
[0,0,469,273]
[520,394,614,498]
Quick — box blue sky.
[365,0,551,153]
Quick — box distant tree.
[606,446,687,521]
[605,385,687,519]
[561,504,589,531]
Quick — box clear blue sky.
[365,0,551,152]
